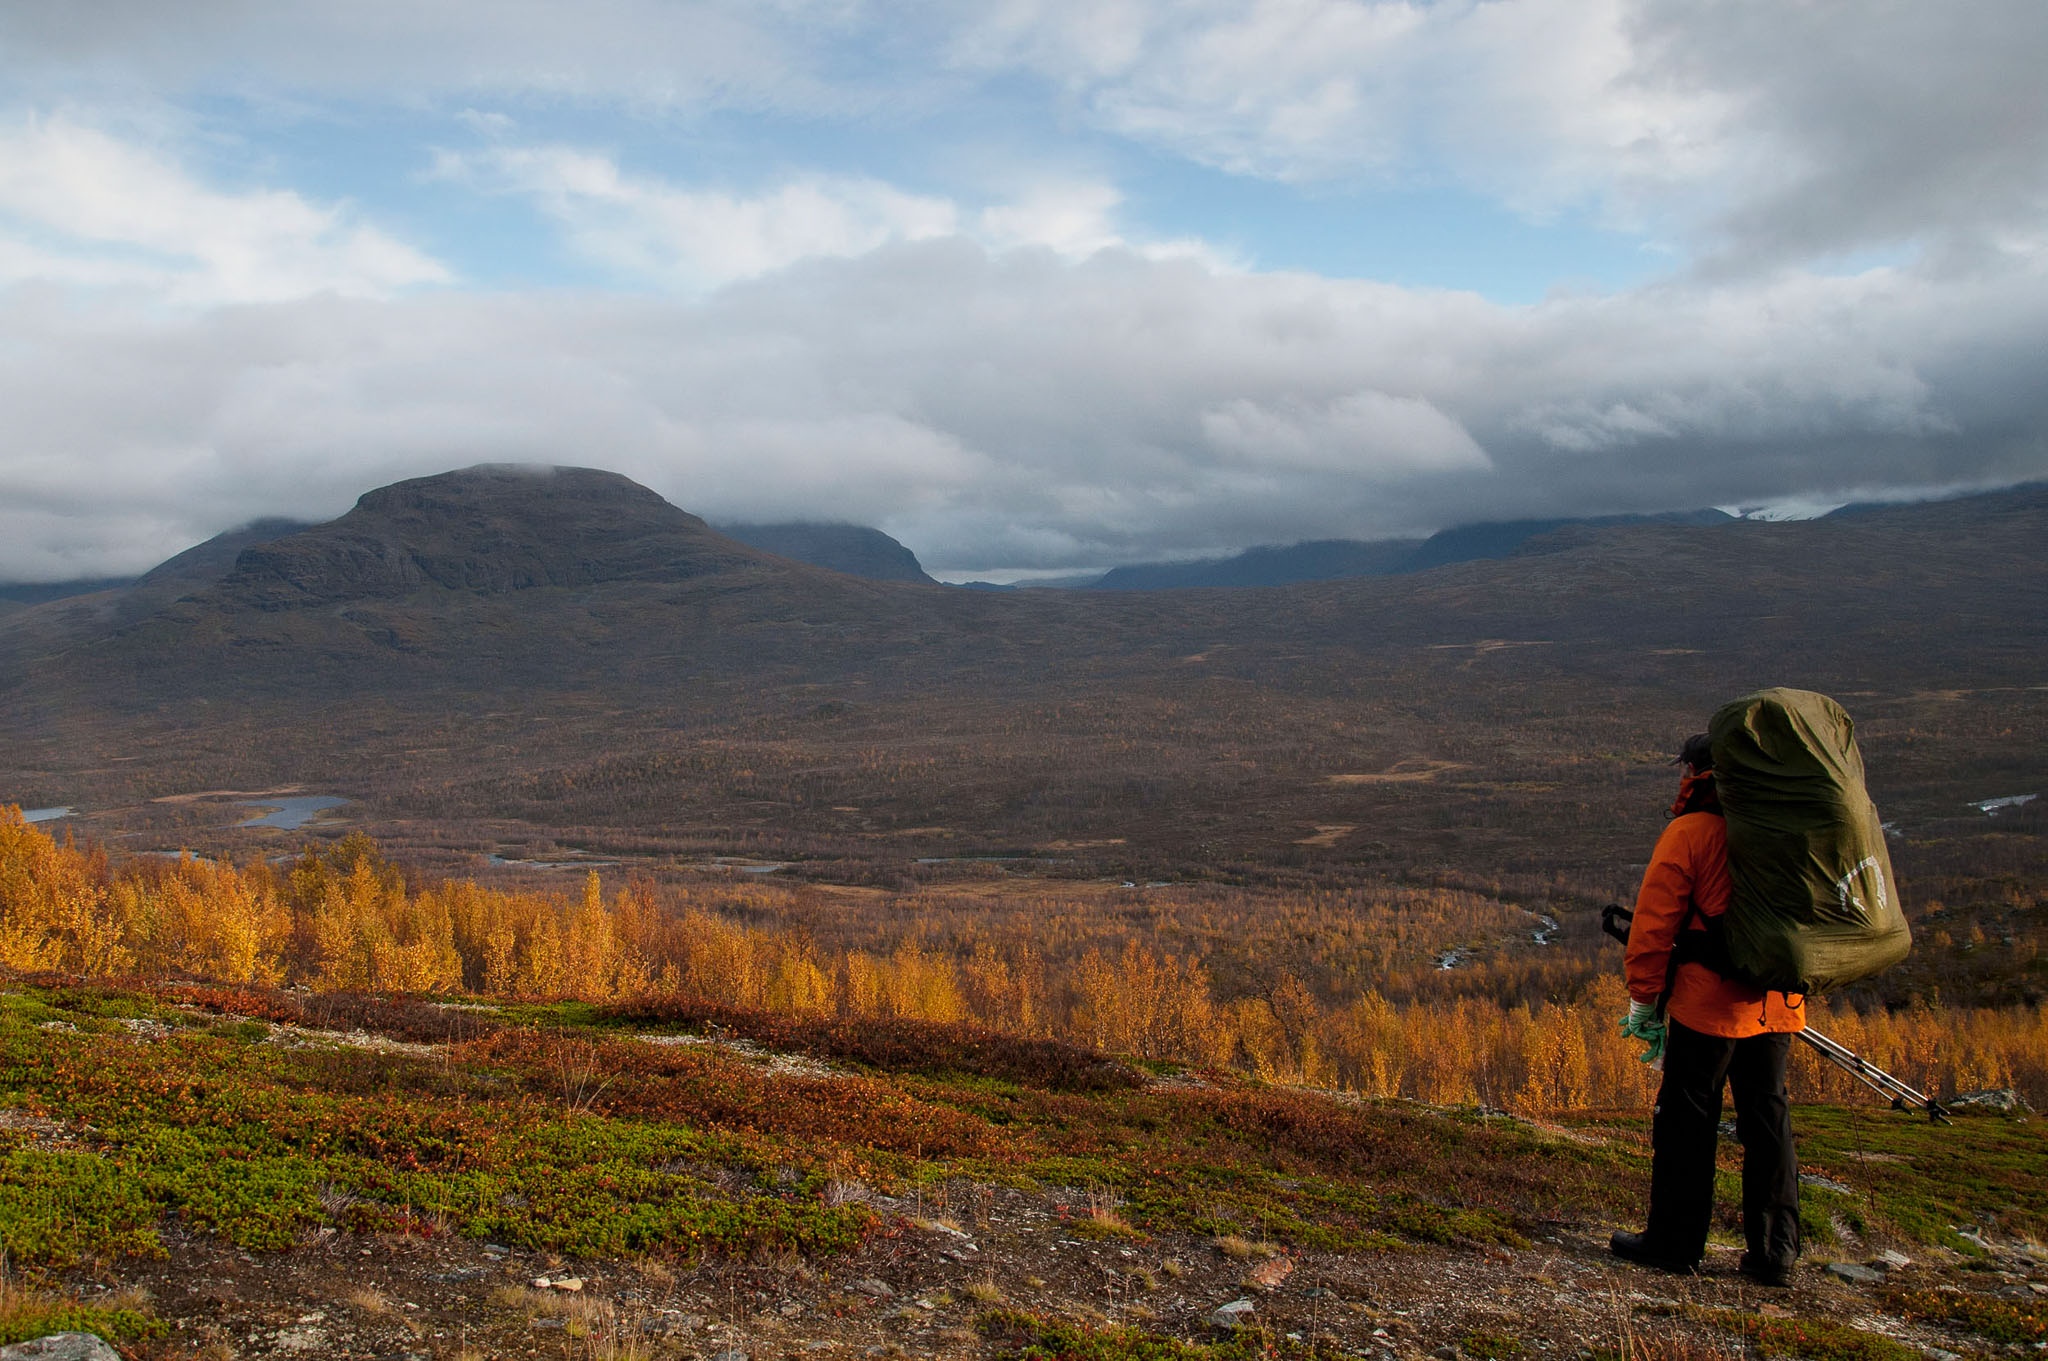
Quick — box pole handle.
[1601,904,1633,944]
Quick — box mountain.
[1090,539,1420,590]
[0,577,136,606]
[134,517,311,594]
[104,516,313,622]
[1397,508,1735,572]
[1822,482,2047,521]
[0,518,310,615]
[2,469,2041,894]
[0,519,311,632]
[717,521,936,584]
[1083,509,1736,590]
[218,466,771,607]
[0,464,853,707]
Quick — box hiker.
[1611,732,1805,1287]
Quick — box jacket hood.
[1671,770,1720,819]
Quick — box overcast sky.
[2,1,2044,581]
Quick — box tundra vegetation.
[3,808,2047,1356]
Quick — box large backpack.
[1708,687,1912,994]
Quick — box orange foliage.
[2,807,2043,1112]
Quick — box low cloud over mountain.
[1,3,2044,580]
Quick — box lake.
[239,796,349,830]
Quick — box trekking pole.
[1600,905,1950,1125]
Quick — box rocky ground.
[33,1177,2047,1361]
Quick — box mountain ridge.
[1083,508,1736,590]
[718,520,936,584]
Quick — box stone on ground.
[1209,1298,1256,1329]
[0,1336,124,1361]
[1245,1256,1295,1291]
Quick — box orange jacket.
[1626,773,1805,1039]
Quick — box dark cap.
[1673,732,1713,773]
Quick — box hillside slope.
[2,976,2042,1358]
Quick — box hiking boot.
[1609,1231,1699,1274]
[1740,1253,1795,1288]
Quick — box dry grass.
[582,1320,656,1361]
[963,1278,1004,1304]
[489,1285,653,1355]
[0,1276,148,1317]
[0,1272,157,1347]
[823,1178,871,1207]
[1073,1207,1143,1240]
[1213,1234,1281,1260]
[348,1284,424,1336]
[1073,1187,1142,1240]
[491,1283,609,1324]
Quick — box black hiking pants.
[1644,1020,1800,1267]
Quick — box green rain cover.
[1709,688,1912,994]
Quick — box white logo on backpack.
[1834,855,1885,914]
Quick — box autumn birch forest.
[7,807,2041,1113]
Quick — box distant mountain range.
[3,464,2041,886]
[1081,510,1736,589]
[7,496,1995,602]
[0,577,135,607]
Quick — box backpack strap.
[1659,899,1739,1016]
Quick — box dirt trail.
[63,1185,2028,1360]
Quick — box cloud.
[1,5,2044,580]
[2,240,2042,580]
[1631,0,2048,271]
[952,0,2048,271]
[9,3,2042,280]
[0,117,448,304]
[438,144,1222,288]
[950,0,1726,209]
[1201,392,1491,475]
[0,1,872,115]
[438,144,962,289]
[976,181,1128,258]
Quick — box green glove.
[1619,1000,1667,1065]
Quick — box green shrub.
[1882,1287,2048,1344]
[0,1148,164,1266]
[1697,1307,1921,1361]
